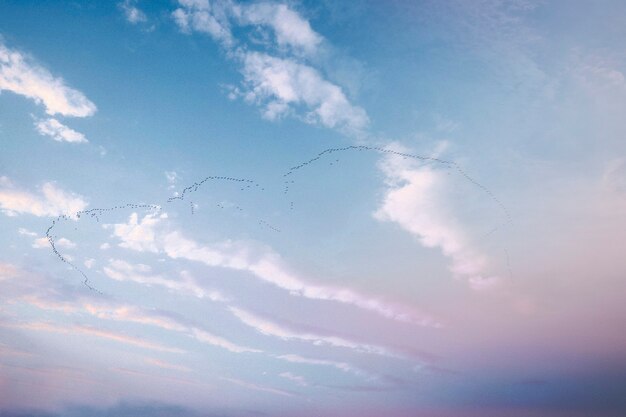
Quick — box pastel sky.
[1,1,625,416]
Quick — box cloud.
[17,228,37,237]
[603,158,626,195]
[279,371,307,387]
[0,40,96,117]
[0,402,207,417]
[34,117,87,143]
[108,212,437,325]
[103,258,228,302]
[0,179,88,218]
[165,171,179,190]
[119,0,147,24]
[172,0,368,136]
[0,262,18,281]
[32,237,75,249]
[235,3,322,56]
[236,51,369,133]
[144,357,192,373]
[189,328,260,354]
[172,0,235,46]
[229,306,395,357]
[106,212,166,253]
[164,230,434,324]
[275,354,364,376]
[374,145,499,290]
[5,321,185,353]
[19,286,257,354]
[221,376,295,398]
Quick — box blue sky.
[1,1,626,416]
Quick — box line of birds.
[43,145,512,291]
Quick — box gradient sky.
[1,1,626,416]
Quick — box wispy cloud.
[144,357,192,373]
[221,376,296,398]
[105,212,166,253]
[171,0,368,136]
[275,354,365,377]
[235,51,369,133]
[229,306,396,357]
[20,289,256,354]
[0,262,18,282]
[34,117,87,143]
[103,258,228,301]
[108,212,438,325]
[119,0,147,24]
[17,228,37,237]
[0,40,96,117]
[32,236,75,249]
[235,2,322,57]
[0,178,87,218]
[278,371,308,387]
[6,321,185,353]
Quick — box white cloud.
[119,0,147,24]
[0,179,88,218]
[145,357,191,373]
[32,236,75,249]
[237,52,369,134]
[23,293,257,354]
[107,212,436,325]
[163,230,435,325]
[172,0,235,46]
[279,371,307,387]
[106,212,166,253]
[9,321,185,353]
[0,263,18,281]
[103,258,228,302]
[84,258,96,269]
[34,117,87,143]
[221,376,294,397]
[374,145,499,290]
[275,354,363,376]
[190,328,260,353]
[603,158,626,195]
[17,228,37,237]
[229,306,395,357]
[0,41,96,117]
[172,0,368,136]
[235,3,322,56]
[165,171,179,190]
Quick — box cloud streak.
[34,117,87,143]
[229,306,396,358]
[108,212,437,326]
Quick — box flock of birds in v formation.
[44,145,512,291]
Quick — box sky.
[1,0,625,416]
